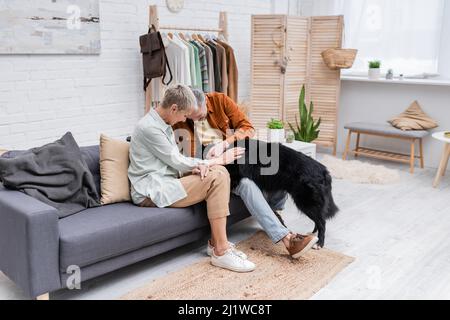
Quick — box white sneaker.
[206,240,248,260]
[210,248,256,273]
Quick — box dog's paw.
[312,244,321,250]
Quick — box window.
[307,0,445,76]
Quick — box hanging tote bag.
[139,25,173,91]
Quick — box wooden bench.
[343,122,429,174]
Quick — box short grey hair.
[190,87,206,109]
[161,84,197,112]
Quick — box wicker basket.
[321,48,357,70]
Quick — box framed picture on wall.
[0,0,101,54]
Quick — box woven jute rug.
[121,231,354,300]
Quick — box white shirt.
[151,34,192,103]
[170,34,192,86]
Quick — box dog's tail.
[323,171,339,220]
[324,193,339,219]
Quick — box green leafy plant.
[288,85,321,143]
[369,60,381,69]
[267,118,284,129]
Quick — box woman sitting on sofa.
[128,84,255,273]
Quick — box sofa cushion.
[80,146,101,196]
[59,203,207,270]
[99,134,131,205]
[59,195,250,270]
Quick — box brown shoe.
[287,233,318,259]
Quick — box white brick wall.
[0,0,290,149]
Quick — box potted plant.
[368,60,381,79]
[267,118,285,142]
[288,85,321,143]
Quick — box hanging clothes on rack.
[148,31,239,105]
[169,33,192,86]
[199,38,216,92]
[213,39,228,95]
[189,41,203,90]
[190,39,210,92]
[192,34,215,92]
[145,7,235,112]
[176,33,196,88]
[216,38,239,102]
[204,39,222,93]
[151,32,191,105]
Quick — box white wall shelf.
[341,75,450,87]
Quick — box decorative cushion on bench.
[344,122,429,139]
[388,100,438,131]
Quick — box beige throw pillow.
[99,134,131,205]
[388,100,438,131]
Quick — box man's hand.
[210,147,245,166]
[206,141,230,160]
[192,164,209,180]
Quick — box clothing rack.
[145,5,229,113]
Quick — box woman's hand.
[192,164,209,180]
[206,141,230,159]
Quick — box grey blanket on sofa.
[0,132,100,218]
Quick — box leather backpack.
[139,25,172,91]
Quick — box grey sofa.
[0,145,250,299]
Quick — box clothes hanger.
[197,34,207,43]
[161,32,169,43]
[211,33,220,43]
[193,34,205,45]
[162,31,172,42]
[219,34,227,42]
[172,32,185,43]
[178,32,187,41]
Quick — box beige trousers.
[139,165,231,220]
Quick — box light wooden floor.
[1,154,449,300]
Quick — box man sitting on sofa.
[173,89,318,258]
[128,84,255,273]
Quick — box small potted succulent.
[368,60,381,79]
[267,118,285,143]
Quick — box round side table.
[432,131,450,188]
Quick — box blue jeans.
[233,178,290,243]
